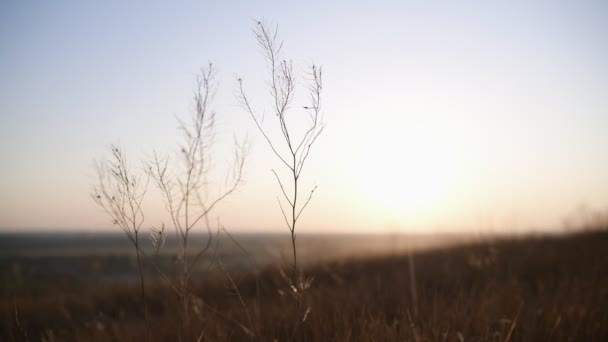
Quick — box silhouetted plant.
[93,64,248,339]
[148,64,248,329]
[237,20,325,327]
[92,144,150,327]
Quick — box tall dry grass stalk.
[92,145,150,328]
[93,64,248,338]
[149,64,248,329]
[237,20,325,330]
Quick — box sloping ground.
[2,229,608,341]
[0,232,469,296]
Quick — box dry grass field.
[2,228,607,341]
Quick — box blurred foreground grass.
[1,229,607,341]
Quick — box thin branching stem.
[238,20,324,329]
[95,63,247,338]
[147,64,248,327]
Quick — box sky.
[1,1,607,233]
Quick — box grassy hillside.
[2,229,607,341]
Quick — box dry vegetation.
[5,19,607,342]
[2,228,607,341]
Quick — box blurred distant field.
[1,229,607,341]
[0,232,470,295]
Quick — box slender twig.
[238,20,325,330]
[147,64,248,327]
[215,226,255,337]
[95,63,247,338]
[92,145,150,335]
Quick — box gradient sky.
[1,1,607,233]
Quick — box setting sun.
[2,2,608,340]
[356,123,455,218]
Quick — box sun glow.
[355,123,455,219]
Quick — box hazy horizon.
[1,1,607,233]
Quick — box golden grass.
[2,229,607,341]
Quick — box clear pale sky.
[1,1,607,233]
